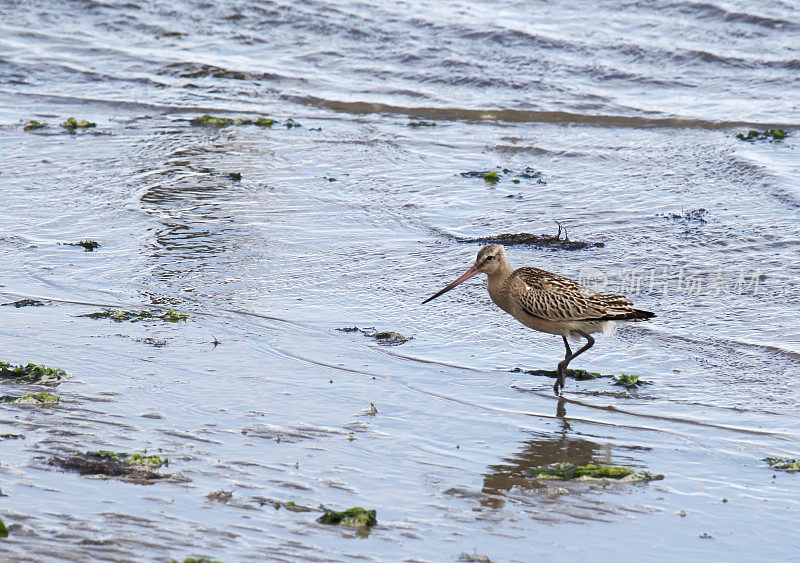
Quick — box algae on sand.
[317,506,377,528]
[61,117,96,129]
[736,129,787,142]
[0,361,67,384]
[80,308,187,323]
[24,120,46,131]
[0,392,60,406]
[764,457,800,472]
[528,462,664,482]
[2,299,45,308]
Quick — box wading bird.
[423,245,654,394]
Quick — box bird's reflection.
[480,400,613,508]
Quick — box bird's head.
[475,244,507,275]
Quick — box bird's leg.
[561,335,572,360]
[554,331,595,395]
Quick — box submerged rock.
[317,506,377,529]
[528,462,663,482]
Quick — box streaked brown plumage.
[423,244,655,394]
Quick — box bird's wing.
[513,267,635,321]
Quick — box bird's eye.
[486,255,494,261]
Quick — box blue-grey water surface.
[1,1,799,561]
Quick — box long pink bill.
[422,265,479,304]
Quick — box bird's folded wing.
[514,267,634,321]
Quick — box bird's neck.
[486,261,514,287]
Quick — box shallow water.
[1,0,799,560]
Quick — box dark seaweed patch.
[408,120,436,127]
[336,327,411,345]
[512,367,610,380]
[225,172,242,181]
[2,299,45,308]
[456,224,603,250]
[68,240,100,251]
[0,433,25,440]
[657,208,707,224]
[48,450,186,484]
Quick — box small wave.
[671,1,799,31]
[158,61,288,82]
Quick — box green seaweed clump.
[24,120,47,131]
[80,308,187,323]
[0,392,60,406]
[0,361,66,384]
[69,239,100,251]
[254,117,276,127]
[191,114,234,127]
[408,120,436,127]
[3,299,45,308]
[61,117,96,129]
[529,462,663,482]
[1,433,25,440]
[91,450,168,468]
[317,506,377,528]
[764,457,800,472]
[612,373,650,389]
[0,517,8,538]
[483,171,500,184]
[736,129,787,142]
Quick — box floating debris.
[317,506,377,529]
[336,327,411,345]
[0,392,60,406]
[274,500,313,512]
[365,402,378,415]
[699,532,714,539]
[254,117,276,127]
[512,367,610,380]
[23,120,46,131]
[206,490,233,503]
[2,299,45,308]
[322,176,337,182]
[528,462,663,482]
[0,361,67,384]
[657,208,707,224]
[460,166,546,185]
[459,553,491,563]
[225,172,242,181]
[763,457,800,473]
[455,224,603,251]
[80,308,187,323]
[48,450,185,485]
[408,120,436,127]
[68,239,100,251]
[0,433,25,440]
[61,117,96,129]
[612,373,651,389]
[284,118,302,128]
[736,129,787,142]
[0,517,7,538]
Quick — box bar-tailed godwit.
[423,244,655,394]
